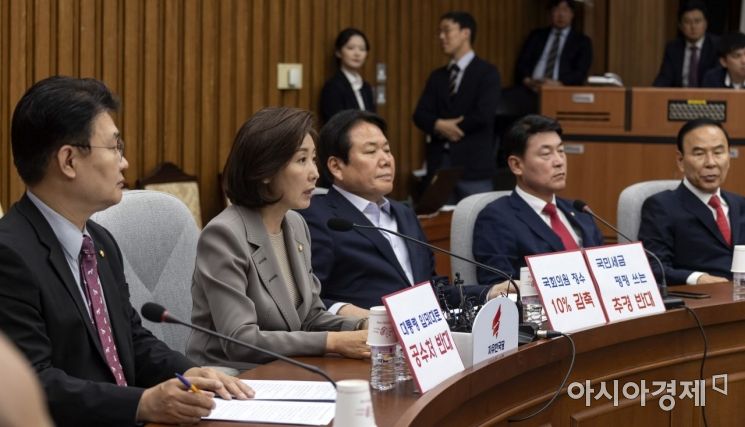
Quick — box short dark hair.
[223,107,316,208]
[678,0,708,22]
[716,32,745,58]
[548,0,576,12]
[11,76,120,185]
[334,28,370,66]
[317,109,387,184]
[676,118,729,152]
[503,114,563,158]
[440,11,477,43]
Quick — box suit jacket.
[653,35,720,87]
[319,70,376,124]
[186,205,359,370]
[472,191,604,284]
[413,55,501,181]
[701,66,730,88]
[515,27,593,86]
[638,184,745,285]
[0,195,194,427]
[299,187,435,309]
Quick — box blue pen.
[175,372,202,394]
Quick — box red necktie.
[708,195,731,246]
[543,203,579,250]
[80,236,127,386]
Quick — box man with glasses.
[413,11,501,203]
[0,76,253,426]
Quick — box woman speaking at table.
[186,107,369,370]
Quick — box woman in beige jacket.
[186,107,369,371]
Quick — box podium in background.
[541,86,745,232]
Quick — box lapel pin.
[298,243,304,252]
[99,250,105,257]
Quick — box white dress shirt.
[327,185,414,314]
[341,68,368,110]
[447,50,475,93]
[531,26,571,80]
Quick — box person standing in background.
[319,28,376,124]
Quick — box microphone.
[326,218,521,301]
[571,200,684,309]
[141,303,337,387]
[326,218,539,342]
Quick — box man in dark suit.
[413,11,501,203]
[473,114,603,288]
[0,76,252,426]
[515,0,593,92]
[639,119,745,285]
[301,110,496,316]
[702,32,745,88]
[653,1,719,87]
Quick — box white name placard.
[471,297,518,366]
[383,282,464,393]
[583,242,665,322]
[526,250,607,333]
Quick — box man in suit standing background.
[653,0,719,87]
[473,114,603,289]
[413,11,501,203]
[639,119,745,285]
[0,76,252,426]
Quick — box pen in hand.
[175,372,202,394]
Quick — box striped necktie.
[448,63,460,96]
[544,30,561,79]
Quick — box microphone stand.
[331,221,537,343]
[141,304,337,387]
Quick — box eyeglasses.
[71,137,125,160]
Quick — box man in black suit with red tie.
[653,1,720,87]
[639,119,745,285]
[0,76,253,427]
[413,11,501,203]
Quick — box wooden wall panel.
[607,0,679,87]
[1,0,552,222]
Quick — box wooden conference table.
[152,282,745,427]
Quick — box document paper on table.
[239,380,337,401]
[204,400,335,425]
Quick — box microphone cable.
[684,306,709,427]
[508,332,576,423]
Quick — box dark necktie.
[688,45,699,87]
[544,30,561,79]
[448,63,460,96]
[708,195,731,246]
[543,203,579,250]
[80,235,127,386]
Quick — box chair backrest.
[91,190,199,354]
[138,162,202,228]
[450,190,512,284]
[617,180,679,242]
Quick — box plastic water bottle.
[370,344,396,391]
[519,267,546,329]
[394,344,412,382]
[733,272,745,299]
